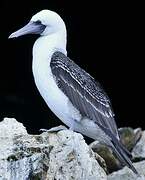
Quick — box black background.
[0,1,144,134]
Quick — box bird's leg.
[40,125,68,133]
[69,125,74,131]
[68,120,76,131]
[40,119,77,132]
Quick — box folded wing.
[50,51,119,139]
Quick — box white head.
[31,10,66,36]
[9,10,66,38]
[9,10,67,56]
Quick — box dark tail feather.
[111,140,139,175]
[96,122,139,175]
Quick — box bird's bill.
[8,21,46,38]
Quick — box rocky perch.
[0,118,145,180]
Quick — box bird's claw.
[40,125,68,133]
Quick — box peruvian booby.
[9,10,138,175]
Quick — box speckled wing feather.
[50,51,119,138]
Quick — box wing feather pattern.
[50,51,119,138]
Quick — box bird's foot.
[40,125,68,133]
[69,126,74,131]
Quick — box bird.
[9,10,138,175]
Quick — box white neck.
[32,27,67,96]
[32,25,72,126]
[33,28,67,63]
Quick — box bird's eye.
[35,20,42,24]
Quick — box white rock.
[0,118,107,180]
[0,118,27,160]
[0,117,27,137]
[108,161,145,180]
[47,130,107,180]
[132,131,145,158]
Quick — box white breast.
[32,55,81,128]
[32,31,81,128]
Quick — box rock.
[108,160,145,180]
[132,130,145,159]
[0,118,107,180]
[118,127,142,151]
[90,141,121,173]
[1,118,145,179]
[94,152,108,174]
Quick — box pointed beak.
[8,21,46,39]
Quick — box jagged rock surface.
[132,131,145,159]
[0,118,145,180]
[108,161,145,180]
[119,127,142,151]
[0,118,106,180]
[90,141,121,173]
